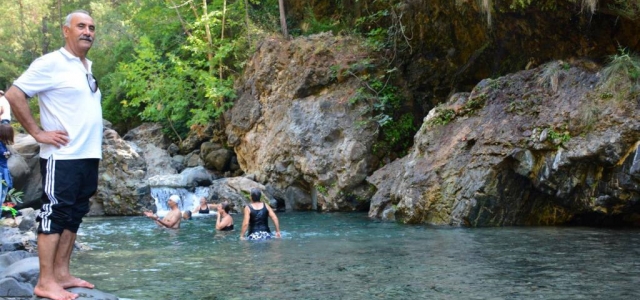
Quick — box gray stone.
[66,287,119,300]
[122,122,169,149]
[167,143,179,156]
[0,227,26,253]
[0,277,32,297]
[148,166,212,188]
[285,185,313,211]
[0,251,34,270]
[17,208,36,232]
[185,151,203,168]
[181,166,214,186]
[0,257,39,287]
[9,134,42,209]
[203,148,232,172]
[208,177,267,213]
[180,123,215,154]
[171,155,186,173]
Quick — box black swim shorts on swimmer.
[37,158,99,234]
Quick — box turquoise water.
[72,212,640,299]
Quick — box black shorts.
[37,158,99,234]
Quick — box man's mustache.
[80,36,93,42]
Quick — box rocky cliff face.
[288,0,640,115]
[95,128,152,215]
[368,60,640,226]
[225,33,379,211]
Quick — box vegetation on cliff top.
[0,0,638,145]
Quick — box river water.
[71,212,639,299]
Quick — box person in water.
[240,188,281,240]
[182,210,192,220]
[144,195,181,229]
[215,202,234,231]
[192,196,214,215]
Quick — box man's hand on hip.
[34,130,70,148]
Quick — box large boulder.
[148,166,213,188]
[180,123,215,154]
[8,134,41,209]
[123,122,177,177]
[0,256,39,288]
[200,142,232,172]
[225,33,379,211]
[208,177,272,213]
[368,60,640,226]
[0,251,34,270]
[95,129,152,216]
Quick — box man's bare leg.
[54,229,95,289]
[34,233,78,300]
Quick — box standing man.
[5,10,102,300]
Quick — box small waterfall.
[552,148,563,170]
[151,186,211,216]
[631,142,640,173]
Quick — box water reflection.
[73,213,640,299]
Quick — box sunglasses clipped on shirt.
[86,73,99,93]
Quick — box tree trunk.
[244,0,251,45]
[278,0,288,38]
[220,0,227,79]
[202,0,215,74]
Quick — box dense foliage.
[0,0,280,139]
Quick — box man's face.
[63,13,95,53]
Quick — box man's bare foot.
[58,275,95,289]
[34,282,78,300]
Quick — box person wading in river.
[240,188,281,240]
[144,194,182,229]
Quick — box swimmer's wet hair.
[220,202,232,213]
[250,188,261,202]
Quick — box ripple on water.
[71,213,640,300]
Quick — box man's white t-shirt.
[13,47,103,160]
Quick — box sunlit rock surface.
[369,61,640,226]
[225,33,379,211]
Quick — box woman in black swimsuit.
[215,202,234,231]
[193,197,212,215]
[240,188,281,240]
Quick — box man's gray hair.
[64,10,91,27]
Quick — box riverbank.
[0,209,119,299]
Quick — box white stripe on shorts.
[40,158,58,232]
